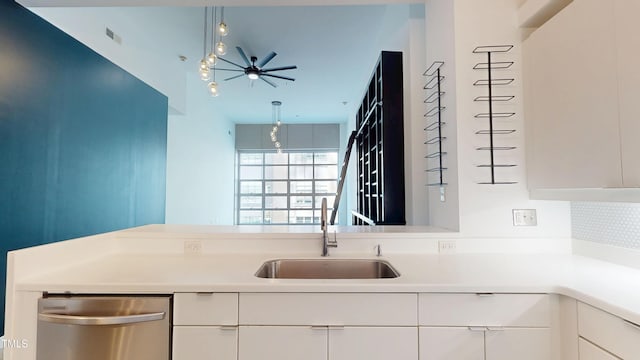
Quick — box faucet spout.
[321,197,337,256]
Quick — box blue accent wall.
[0,0,168,330]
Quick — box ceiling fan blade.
[224,74,246,81]
[261,65,298,72]
[215,68,245,72]
[218,57,246,69]
[262,73,296,82]
[260,76,278,88]
[236,47,252,67]
[257,52,277,68]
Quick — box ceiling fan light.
[218,22,228,36]
[208,81,219,97]
[216,41,227,55]
[206,52,217,66]
[247,71,259,80]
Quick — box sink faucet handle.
[328,230,338,247]
[375,244,381,257]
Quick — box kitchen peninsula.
[4,225,640,360]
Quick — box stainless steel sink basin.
[255,259,400,279]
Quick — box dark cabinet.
[354,51,405,225]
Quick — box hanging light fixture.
[198,6,229,96]
[215,6,228,55]
[218,7,229,37]
[208,81,219,97]
[206,7,218,66]
[199,7,211,82]
[271,101,283,153]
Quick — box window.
[237,151,339,225]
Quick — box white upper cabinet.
[614,0,640,186]
[524,0,640,197]
[524,0,621,190]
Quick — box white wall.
[28,6,196,114]
[425,0,460,231]
[425,0,571,238]
[165,73,236,225]
[341,5,427,226]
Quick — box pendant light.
[218,7,229,37]
[206,7,218,66]
[271,101,283,153]
[215,7,228,55]
[198,6,230,96]
[199,7,211,81]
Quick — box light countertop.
[5,225,640,331]
[13,250,640,325]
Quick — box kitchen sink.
[255,259,400,279]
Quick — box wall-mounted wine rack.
[423,61,447,187]
[473,45,517,185]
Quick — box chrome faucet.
[321,197,337,256]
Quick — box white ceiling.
[27,4,423,124]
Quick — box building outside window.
[237,151,339,225]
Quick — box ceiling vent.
[105,27,122,45]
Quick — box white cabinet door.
[329,327,418,360]
[524,0,621,189]
[614,0,640,186]
[173,326,237,360]
[578,338,621,360]
[419,327,484,360]
[238,326,327,360]
[485,328,550,360]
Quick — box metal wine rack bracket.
[423,61,447,187]
[472,45,517,185]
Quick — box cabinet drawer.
[578,302,640,359]
[174,293,238,325]
[239,293,417,326]
[418,293,550,327]
[578,338,621,360]
[173,326,238,360]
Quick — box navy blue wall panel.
[0,0,168,330]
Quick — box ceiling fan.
[216,46,297,88]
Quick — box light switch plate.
[512,209,537,226]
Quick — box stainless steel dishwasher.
[37,295,171,360]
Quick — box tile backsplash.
[571,202,640,250]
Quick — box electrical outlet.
[184,240,202,254]
[512,209,537,226]
[440,186,446,202]
[438,240,457,254]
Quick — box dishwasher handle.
[38,311,165,326]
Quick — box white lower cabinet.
[238,326,327,360]
[578,338,620,360]
[238,293,419,360]
[173,326,238,360]
[420,327,484,360]
[329,326,418,360]
[418,293,551,360]
[485,327,551,360]
[419,327,550,360]
[237,325,417,360]
[172,292,553,360]
[172,293,239,360]
[577,302,640,359]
